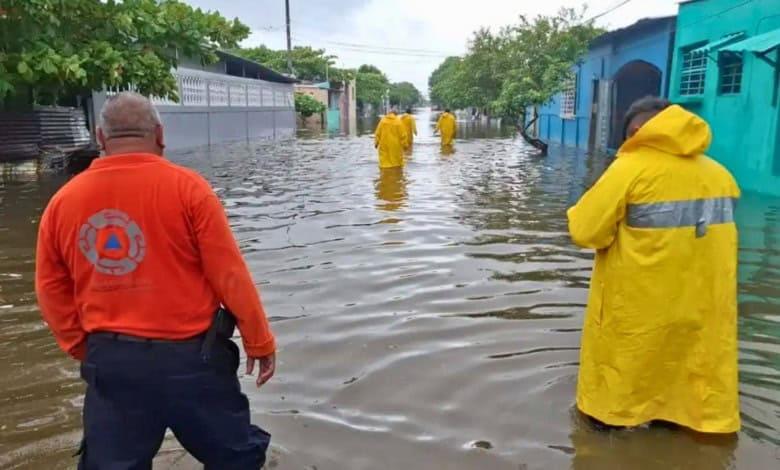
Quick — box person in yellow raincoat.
[435,109,456,148]
[568,97,740,434]
[400,108,417,151]
[374,108,408,168]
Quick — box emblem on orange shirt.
[78,209,146,275]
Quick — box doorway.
[609,60,662,149]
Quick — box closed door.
[594,79,613,153]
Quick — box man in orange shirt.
[35,92,276,469]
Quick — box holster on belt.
[201,307,237,362]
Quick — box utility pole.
[285,0,293,76]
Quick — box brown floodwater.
[1,109,778,469]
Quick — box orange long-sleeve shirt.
[35,153,275,361]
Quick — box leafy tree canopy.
[357,64,383,75]
[389,81,422,109]
[232,45,355,83]
[428,8,602,121]
[0,0,250,105]
[355,64,389,109]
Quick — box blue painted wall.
[536,17,676,151]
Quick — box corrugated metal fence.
[0,106,92,162]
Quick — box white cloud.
[200,0,680,95]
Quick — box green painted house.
[669,0,780,196]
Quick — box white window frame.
[560,76,576,120]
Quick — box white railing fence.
[109,67,293,109]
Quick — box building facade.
[93,51,297,152]
[535,16,676,152]
[295,79,357,134]
[669,0,780,196]
[294,82,329,129]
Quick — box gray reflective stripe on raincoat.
[627,197,737,237]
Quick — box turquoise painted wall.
[670,0,780,196]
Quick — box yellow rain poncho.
[400,113,417,149]
[567,105,741,433]
[435,112,456,147]
[374,112,408,168]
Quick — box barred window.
[680,45,708,96]
[560,77,576,119]
[719,52,743,94]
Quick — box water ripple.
[0,113,778,468]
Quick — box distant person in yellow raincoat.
[435,109,456,148]
[400,108,417,151]
[374,108,408,169]
[568,97,740,434]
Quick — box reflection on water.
[375,168,407,212]
[1,108,778,469]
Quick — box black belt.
[91,331,205,344]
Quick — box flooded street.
[1,109,779,469]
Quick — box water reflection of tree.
[455,144,613,234]
[375,167,407,212]
[452,144,610,290]
[456,121,514,140]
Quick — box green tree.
[357,64,383,75]
[355,64,389,112]
[233,44,355,86]
[0,0,249,105]
[389,81,421,108]
[428,56,463,109]
[294,92,326,118]
[458,28,503,111]
[427,7,601,152]
[492,8,601,122]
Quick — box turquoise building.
[670,0,780,196]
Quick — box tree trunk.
[517,108,548,155]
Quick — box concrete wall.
[93,67,296,151]
[155,107,294,150]
[295,85,328,106]
[537,19,676,151]
[670,0,780,196]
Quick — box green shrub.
[295,93,326,118]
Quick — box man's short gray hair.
[99,91,162,139]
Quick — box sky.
[185,0,680,96]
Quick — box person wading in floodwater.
[400,108,418,152]
[35,92,276,468]
[435,108,457,150]
[374,106,408,169]
[567,97,740,433]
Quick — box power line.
[303,48,448,59]
[291,36,453,58]
[584,0,635,23]
[293,34,457,56]
[679,0,755,28]
[315,46,449,58]
[313,39,456,56]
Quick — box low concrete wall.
[91,67,297,151]
[136,106,295,151]
[91,99,295,151]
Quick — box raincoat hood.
[619,105,712,157]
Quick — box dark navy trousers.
[77,334,270,469]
